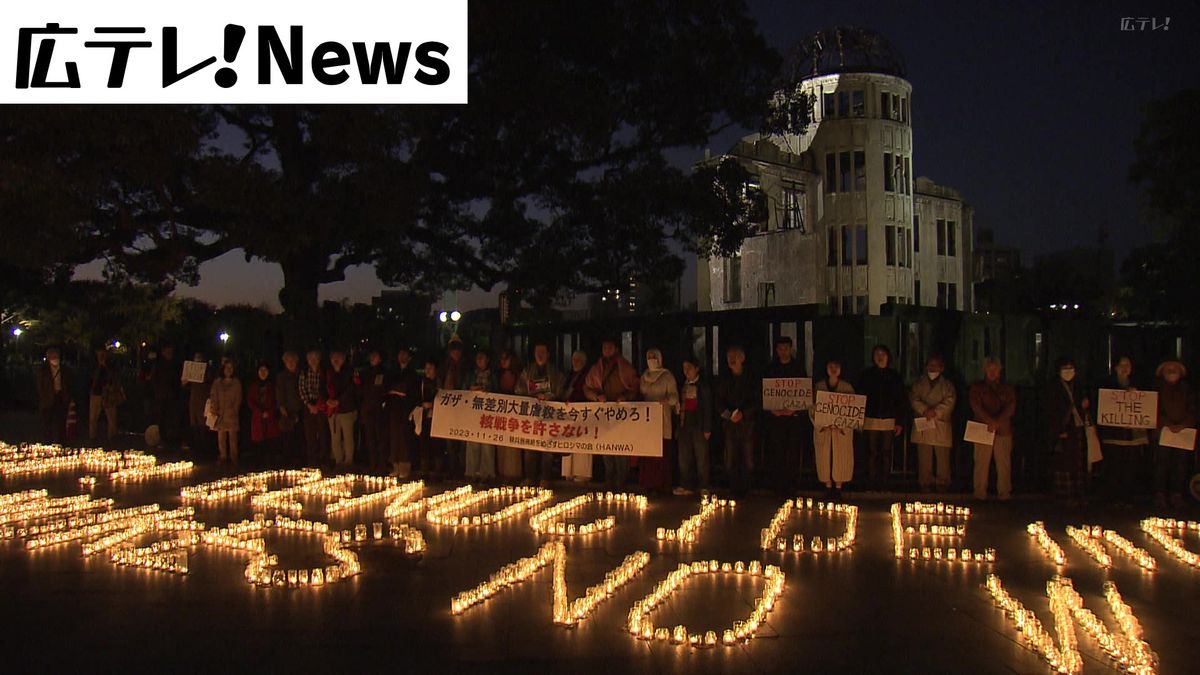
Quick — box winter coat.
[326,366,359,414]
[969,379,1017,437]
[584,356,639,402]
[359,364,388,413]
[812,378,856,456]
[386,364,421,417]
[562,368,589,403]
[466,367,498,393]
[1043,377,1087,443]
[910,375,956,447]
[679,375,714,435]
[1156,378,1196,430]
[858,366,908,423]
[186,371,215,427]
[516,362,565,401]
[247,379,281,442]
[208,377,243,432]
[275,368,303,416]
[640,369,679,439]
[716,368,761,424]
[35,363,70,411]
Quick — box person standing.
[638,348,677,494]
[183,352,215,460]
[1043,357,1089,504]
[586,338,639,490]
[857,345,907,491]
[35,346,71,444]
[495,349,525,483]
[464,349,498,483]
[386,346,420,478]
[559,350,593,482]
[716,345,759,496]
[910,356,956,493]
[762,336,807,496]
[299,349,330,467]
[149,344,184,448]
[325,349,359,468]
[675,355,713,496]
[968,357,1016,501]
[275,351,304,466]
[88,347,122,444]
[247,362,282,467]
[1096,357,1149,506]
[516,342,565,486]
[209,359,243,465]
[359,348,390,474]
[440,339,469,478]
[812,359,856,497]
[1153,360,1195,510]
[417,360,442,477]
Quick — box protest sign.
[812,390,866,430]
[1096,389,1158,429]
[762,377,814,411]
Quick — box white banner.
[1,0,467,103]
[430,390,662,457]
[762,377,813,411]
[1096,389,1158,429]
[812,390,866,430]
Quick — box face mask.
[1060,369,1075,382]
[646,358,661,371]
[927,370,940,380]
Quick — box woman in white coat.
[909,356,956,492]
[812,359,855,497]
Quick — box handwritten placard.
[812,390,866,430]
[182,361,208,383]
[762,378,814,411]
[1096,389,1158,429]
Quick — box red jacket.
[247,379,281,442]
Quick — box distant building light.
[218,331,230,343]
[450,310,461,322]
[438,311,449,323]
[112,340,121,349]
[10,327,21,337]
[1050,304,1058,310]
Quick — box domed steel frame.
[782,26,907,81]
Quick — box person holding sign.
[464,349,499,483]
[637,348,678,494]
[586,338,639,491]
[1154,360,1196,510]
[968,358,1016,501]
[811,359,855,498]
[910,356,956,493]
[716,345,760,496]
[763,336,808,496]
[857,345,907,491]
[675,355,712,496]
[1096,357,1150,506]
[516,341,565,486]
[559,351,594,482]
[208,358,243,465]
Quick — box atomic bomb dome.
[781,25,908,81]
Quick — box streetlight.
[218,331,230,344]
[438,311,449,323]
[112,340,121,349]
[11,327,21,337]
[450,310,461,322]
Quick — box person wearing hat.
[1043,356,1090,504]
[1154,359,1196,510]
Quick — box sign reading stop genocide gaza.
[1097,389,1158,429]
[762,378,814,412]
[431,390,664,457]
[812,390,867,430]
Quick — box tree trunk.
[278,257,322,349]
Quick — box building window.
[914,280,921,304]
[886,296,897,307]
[885,225,896,266]
[936,282,947,309]
[851,90,865,117]
[837,91,849,119]
[853,150,866,192]
[855,225,868,265]
[825,153,837,194]
[903,229,912,267]
[947,220,957,257]
[936,219,946,256]
[913,214,920,252]
[758,282,776,308]
[904,157,912,195]
[841,295,853,315]
[778,187,804,231]
[839,151,851,192]
[841,226,853,266]
[855,295,867,314]
[883,153,894,192]
[827,227,839,267]
[823,92,835,119]
[900,96,908,123]
[722,255,741,303]
[948,283,958,310]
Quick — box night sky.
[83,0,1200,311]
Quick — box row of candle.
[451,541,558,613]
[109,533,200,574]
[760,499,858,553]
[529,492,647,536]
[1056,577,1157,674]
[250,475,357,512]
[386,485,471,518]
[902,501,971,516]
[109,460,194,482]
[1065,526,1113,568]
[326,480,422,515]
[80,507,197,556]
[905,523,965,537]
[655,495,734,544]
[627,560,784,647]
[985,574,1082,674]
[20,504,162,549]
[1097,529,1157,571]
[906,546,995,563]
[891,502,980,561]
[243,531,361,589]
[426,486,554,527]
[1026,521,1066,566]
[1,447,158,476]
[551,541,649,626]
[11,503,161,542]
[0,488,47,506]
[1140,518,1200,568]
[181,469,323,502]
[1,494,113,525]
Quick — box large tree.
[2,1,796,342]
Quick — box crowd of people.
[31,336,1198,509]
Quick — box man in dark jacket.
[968,357,1017,500]
[326,349,359,467]
[359,348,389,473]
[149,344,184,447]
[275,351,305,465]
[675,355,713,495]
[386,346,421,478]
[857,345,908,490]
[716,345,760,496]
[35,346,71,444]
[762,336,807,495]
[1154,360,1196,510]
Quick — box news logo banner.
[762,377,813,412]
[1,0,467,103]
[430,390,663,458]
[812,390,866,430]
[1096,389,1158,429]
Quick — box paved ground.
[2,441,1198,675]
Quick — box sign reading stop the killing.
[1097,389,1158,429]
[812,390,867,430]
[762,377,814,411]
[430,390,662,457]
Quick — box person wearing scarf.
[559,351,593,481]
[637,348,678,494]
[496,349,525,483]
[1154,360,1196,510]
[1043,356,1090,504]
[585,338,639,490]
[516,341,565,486]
